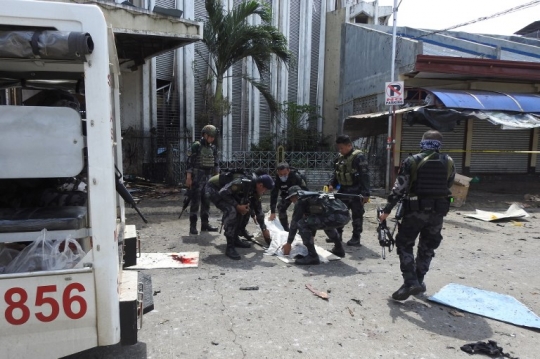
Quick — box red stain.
[171,254,196,264]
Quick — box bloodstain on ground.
[170,254,197,264]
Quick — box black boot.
[225,236,241,260]
[189,214,198,235]
[392,273,423,300]
[233,237,251,248]
[295,244,320,265]
[346,235,361,246]
[238,228,254,240]
[417,274,427,293]
[201,223,218,232]
[330,239,345,258]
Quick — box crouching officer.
[205,172,274,260]
[379,130,455,300]
[269,162,308,231]
[282,186,350,265]
[185,124,220,235]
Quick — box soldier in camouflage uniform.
[282,186,350,265]
[328,135,371,246]
[185,125,220,235]
[269,162,308,231]
[205,173,274,260]
[379,130,455,300]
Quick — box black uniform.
[205,173,267,257]
[383,149,455,299]
[287,192,350,264]
[270,170,308,231]
[186,138,219,232]
[329,148,370,244]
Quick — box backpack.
[219,168,249,187]
[300,191,351,229]
[290,167,308,188]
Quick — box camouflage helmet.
[201,124,218,137]
[286,185,302,200]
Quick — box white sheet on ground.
[463,203,530,221]
[256,216,340,264]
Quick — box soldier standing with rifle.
[185,125,220,235]
[379,130,455,301]
[328,135,371,246]
[269,162,308,231]
[205,172,274,260]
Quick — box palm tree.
[201,0,291,127]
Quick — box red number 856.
[4,283,87,325]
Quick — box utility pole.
[385,0,398,192]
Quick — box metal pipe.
[385,0,398,192]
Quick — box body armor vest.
[410,152,450,197]
[335,149,361,186]
[196,142,215,169]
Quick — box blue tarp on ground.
[429,283,540,329]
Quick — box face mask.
[279,176,288,182]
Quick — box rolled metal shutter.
[470,120,529,173]
[155,0,176,81]
[400,122,465,173]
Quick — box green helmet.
[201,124,217,137]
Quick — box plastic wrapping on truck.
[0,31,94,60]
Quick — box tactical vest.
[409,152,452,197]
[335,149,362,186]
[194,141,215,169]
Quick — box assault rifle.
[115,166,148,224]
[178,188,191,218]
[376,199,404,259]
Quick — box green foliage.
[201,0,291,118]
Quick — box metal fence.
[121,130,387,189]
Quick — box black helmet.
[286,185,302,199]
[201,124,217,137]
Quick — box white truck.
[0,1,201,358]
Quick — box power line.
[412,0,540,39]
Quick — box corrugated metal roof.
[427,89,540,112]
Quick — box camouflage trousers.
[204,184,240,238]
[395,210,444,283]
[189,168,213,224]
[337,189,365,239]
[296,214,349,246]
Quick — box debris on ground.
[463,203,529,222]
[460,340,518,359]
[239,286,259,291]
[305,284,329,300]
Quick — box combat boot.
[238,228,254,240]
[225,236,241,260]
[392,273,423,300]
[201,223,218,232]
[233,237,251,248]
[189,214,198,235]
[346,235,361,246]
[295,244,320,265]
[330,239,345,258]
[417,275,427,293]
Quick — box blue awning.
[426,88,540,112]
